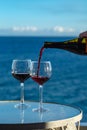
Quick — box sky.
[0,0,87,36]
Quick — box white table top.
[0,101,82,129]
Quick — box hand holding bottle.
[79,31,87,38]
[44,30,87,55]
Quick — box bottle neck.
[43,38,87,55]
[44,41,61,48]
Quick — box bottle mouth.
[44,42,52,48]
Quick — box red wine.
[44,37,87,55]
[31,76,49,85]
[37,46,44,76]
[33,47,49,85]
[12,73,30,83]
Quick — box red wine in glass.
[12,59,31,109]
[12,73,30,83]
[31,76,49,85]
[31,61,52,112]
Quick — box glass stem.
[39,85,43,111]
[20,82,24,104]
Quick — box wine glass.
[12,59,31,109]
[31,61,52,112]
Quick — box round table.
[0,101,82,130]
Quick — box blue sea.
[0,36,87,122]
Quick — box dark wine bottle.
[44,37,87,55]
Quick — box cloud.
[67,28,75,33]
[53,26,64,32]
[53,26,75,33]
[12,26,75,34]
[0,26,78,36]
[12,26,38,32]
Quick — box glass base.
[15,103,29,110]
[32,107,49,112]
